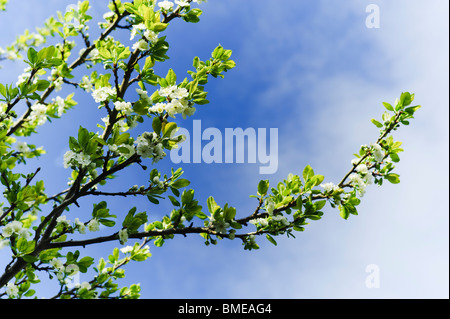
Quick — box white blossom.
[213,220,230,234]
[250,218,269,227]
[16,72,31,86]
[87,218,100,232]
[114,101,133,116]
[272,214,289,226]
[120,246,133,254]
[6,283,19,298]
[119,228,128,244]
[175,0,190,7]
[158,0,174,11]
[79,282,91,290]
[63,150,92,168]
[80,75,94,92]
[74,218,86,234]
[56,215,71,227]
[130,23,146,40]
[53,77,63,92]
[355,164,369,175]
[50,258,65,272]
[2,221,25,238]
[148,102,166,113]
[132,39,149,51]
[371,143,384,162]
[103,11,115,21]
[89,48,100,60]
[169,87,189,100]
[158,85,177,97]
[349,173,367,197]
[16,141,31,154]
[92,86,116,103]
[29,103,48,126]
[265,199,275,215]
[53,96,66,116]
[144,29,159,43]
[63,150,76,168]
[321,182,339,193]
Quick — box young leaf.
[257,180,269,196]
[303,165,314,181]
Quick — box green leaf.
[385,173,400,184]
[77,256,94,273]
[183,10,201,23]
[266,234,277,246]
[302,165,314,181]
[223,206,236,221]
[171,178,190,189]
[400,92,412,107]
[371,119,383,128]
[314,200,327,211]
[339,205,349,220]
[27,47,38,65]
[78,126,90,150]
[310,174,324,187]
[383,102,394,111]
[207,196,219,214]
[212,45,224,59]
[168,196,180,207]
[36,80,50,91]
[162,122,178,138]
[181,190,194,205]
[22,255,39,263]
[143,56,155,71]
[165,68,176,86]
[133,99,148,115]
[389,152,400,163]
[152,22,168,32]
[404,105,421,115]
[0,83,6,97]
[257,180,269,196]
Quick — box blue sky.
[0,0,448,299]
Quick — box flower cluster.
[15,67,38,87]
[320,182,341,194]
[55,215,101,234]
[1,220,30,239]
[6,283,18,298]
[371,143,384,162]
[147,85,196,119]
[16,141,31,154]
[349,163,374,197]
[157,0,206,11]
[48,69,64,92]
[92,86,117,103]
[135,132,165,162]
[108,143,135,159]
[79,75,94,92]
[114,101,132,116]
[29,103,48,126]
[130,23,159,52]
[52,96,66,117]
[50,258,79,282]
[63,150,92,169]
